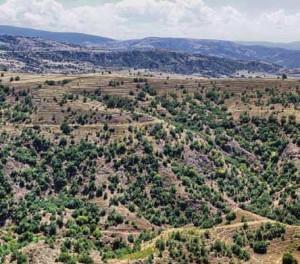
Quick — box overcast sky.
[0,0,299,42]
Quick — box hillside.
[0,25,114,46]
[238,41,300,51]
[0,35,281,76]
[1,25,300,68]
[0,71,299,263]
[108,37,300,68]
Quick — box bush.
[61,121,72,134]
[253,241,268,254]
[57,252,76,263]
[282,252,298,264]
[225,212,236,222]
[11,252,28,264]
[108,210,124,226]
[78,254,94,264]
[155,239,165,252]
[14,147,37,165]
[45,80,56,86]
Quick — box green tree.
[60,121,71,134]
[253,241,268,254]
[282,252,298,264]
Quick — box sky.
[0,0,299,42]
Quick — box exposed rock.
[0,35,281,76]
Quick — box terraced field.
[0,72,299,263]
[110,219,300,264]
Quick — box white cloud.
[0,0,299,41]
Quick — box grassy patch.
[120,247,155,261]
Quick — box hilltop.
[0,25,114,46]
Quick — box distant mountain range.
[0,25,299,70]
[106,38,300,68]
[0,35,281,76]
[238,41,300,51]
[0,25,114,46]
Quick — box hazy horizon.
[0,0,300,42]
[2,24,300,44]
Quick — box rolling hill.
[238,41,300,51]
[0,35,281,76]
[1,25,300,68]
[0,25,114,46]
[107,37,300,68]
[0,72,299,263]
